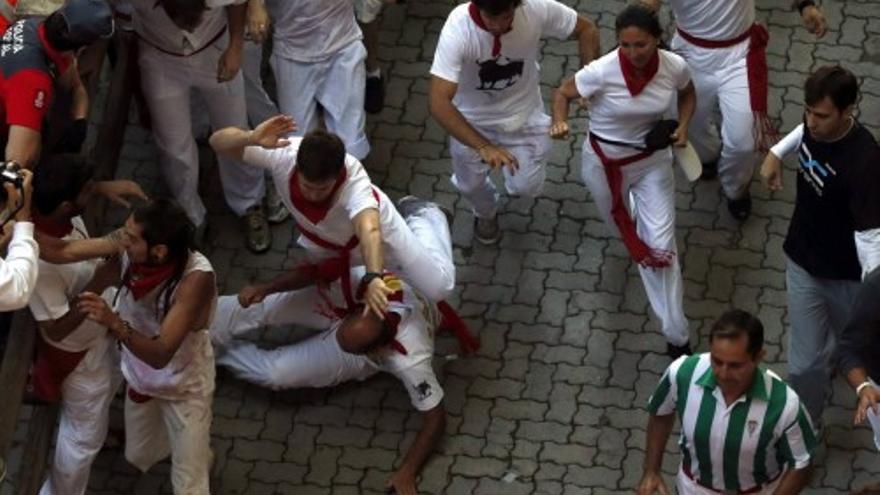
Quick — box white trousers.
[211,289,377,389]
[242,41,278,126]
[581,146,689,346]
[39,342,121,495]
[675,468,781,495]
[450,112,551,219]
[124,392,213,495]
[138,38,265,225]
[302,200,456,302]
[677,45,756,200]
[271,42,370,160]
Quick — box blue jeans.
[786,258,861,423]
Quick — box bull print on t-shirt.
[476,56,524,90]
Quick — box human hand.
[250,115,298,148]
[385,469,418,495]
[670,125,688,147]
[238,284,269,308]
[77,291,120,328]
[94,180,149,209]
[246,0,270,43]
[217,45,243,82]
[855,383,880,425]
[477,143,519,175]
[362,276,393,320]
[636,470,671,495]
[760,153,783,191]
[801,5,827,38]
[6,168,33,222]
[550,121,570,140]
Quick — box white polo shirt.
[575,48,690,148]
[267,0,362,63]
[130,0,245,55]
[430,0,577,131]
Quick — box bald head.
[336,311,390,355]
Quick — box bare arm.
[246,0,270,43]
[37,227,129,264]
[636,413,675,495]
[353,208,394,318]
[79,270,217,369]
[237,264,320,307]
[550,76,580,139]
[209,115,296,163]
[218,4,247,81]
[386,404,446,495]
[772,466,811,495]
[672,81,696,146]
[5,125,41,169]
[58,62,88,121]
[571,15,600,66]
[41,258,121,342]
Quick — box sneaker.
[474,216,501,245]
[666,342,692,360]
[727,194,752,222]
[243,204,272,253]
[364,75,385,114]
[699,160,718,181]
[265,184,290,224]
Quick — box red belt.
[28,333,87,403]
[683,465,782,494]
[676,24,776,152]
[138,26,226,58]
[588,133,674,269]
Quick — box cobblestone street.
[4,0,880,493]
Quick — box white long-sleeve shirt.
[0,221,39,311]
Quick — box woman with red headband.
[551,4,696,358]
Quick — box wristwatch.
[361,271,384,287]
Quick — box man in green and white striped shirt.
[637,310,816,495]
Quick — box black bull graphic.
[477,58,524,90]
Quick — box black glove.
[53,118,88,153]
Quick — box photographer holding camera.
[0,165,37,311]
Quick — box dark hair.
[130,199,193,317]
[33,154,96,216]
[615,4,663,39]
[709,309,764,358]
[804,65,858,111]
[297,130,346,182]
[471,0,522,16]
[44,12,82,52]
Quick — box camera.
[0,161,23,188]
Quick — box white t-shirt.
[430,0,577,130]
[131,0,245,55]
[28,217,107,353]
[575,48,690,147]
[243,140,390,259]
[267,0,362,63]
[668,0,754,72]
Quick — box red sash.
[437,301,480,355]
[588,134,674,268]
[677,24,776,151]
[27,333,87,403]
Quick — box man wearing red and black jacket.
[0,0,113,168]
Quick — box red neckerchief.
[288,169,347,224]
[37,22,73,75]
[468,2,503,58]
[125,262,177,300]
[31,210,73,238]
[618,48,659,97]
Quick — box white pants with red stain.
[138,36,266,226]
[39,340,121,495]
[580,143,689,346]
[672,35,756,201]
[124,392,213,495]
[449,111,551,219]
[270,41,370,160]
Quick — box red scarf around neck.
[125,262,177,300]
[618,48,660,97]
[31,210,73,239]
[468,2,502,58]
[288,169,347,225]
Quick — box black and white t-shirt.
[430,0,577,130]
[774,122,880,280]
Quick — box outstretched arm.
[571,15,600,66]
[209,114,297,162]
[386,404,446,495]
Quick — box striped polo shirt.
[647,353,817,492]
